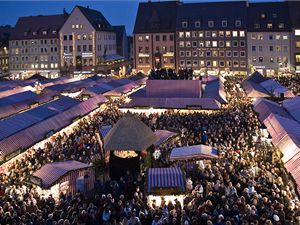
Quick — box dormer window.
[75,24,79,29]
[208,20,214,28]
[272,13,277,18]
[221,20,227,28]
[279,23,285,29]
[42,31,47,35]
[195,21,201,28]
[33,32,37,35]
[24,32,27,36]
[235,20,241,27]
[182,21,188,28]
[261,14,266,19]
[267,23,273,29]
[52,30,57,34]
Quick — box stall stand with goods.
[146,167,186,208]
[30,160,95,200]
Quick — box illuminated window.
[267,23,273,29]
[296,54,300,63]
[296,42,300,48]
[279,23,284,29]
[77,35,81,40]
[42,31,47,35]
[295,30,300,36]
[283,35,288,40]
[225,31,231,37]
[186,41,191,47]
[226,41,231,47]
[239,31,245,37]
[251,34,256,40]
[205,41,211,47]
[89,34,93,40]
[276,35,280,40]
[198,32,204,38]
[219,31,224,37]
[138,35,143,41]
[179,41,184,47]
[270,57,274,63]
[145,35,149,41]
[212,31,217,38]
[212,61,218,67]
[232,31,238,37]
[212,41,217,47]
[261,14,266,19]
[185,32,190,38]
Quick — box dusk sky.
[0,0,284,35]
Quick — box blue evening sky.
[0,0,284,35]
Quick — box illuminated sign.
[138,53,150,57]
[82,52,93,58]
[163,52,174,57]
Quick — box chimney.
[87,5,89,9]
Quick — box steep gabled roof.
[10,14,68,40]
[134,1,178,34]
[104,116,159,151]
[76,6,112,31]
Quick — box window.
[162,35,167,41]
[225,31,231,37]
[199,41,204,47]
[206,51,211,57]
[192,41,197,47]
[186,41,191,47]
[296,42,300,48]
[219,31,224,37]
[193,51,198,57]
[269,35,273,40]
[169,35,174,41]
[212,61,218,67]
[270,57,274,63]
[77,35,81,40]
[195,21,201,28]
[233,51,238,57]
[179,41,185,47]
[261,14,266,19]
[259,57,263,62]
[212,31,217,38]
[251,34,256,40]
[226,41,231,47]
[208,20,214,28]
[76,24,79,29]
[272,13,277,19]
[254,24,260,29]
[206,61,211,67]
[219,41,224,47]
[199,60,205,66]
[33,32,37,35]
[226,51,232,57]
[83,34,87,40]
[235,20,241,27]
[42,31,47,35]
[296,54,300,63]
[192,31,197,38]
[180,60,185,66]
[186,51,191,57]
[240,31,245,37]
[275,35,280,40]
[212,51,218,57]
[179,32,184,38]
[205,31,211,37]
[63,35,67,41]
[182,21,188,28]
[295,30,300,36]
[240,51,246,57]
[212,41,217,47]
[138,36,143,41]
[279,23,284,29]
[193,60,198,67]
[269,46,274,51]
[252,57,257,62]
[267,23,273,29]
[220,61,225,67]
[233,61,239,68]
[240,41,245,47]
[89,34,93,40]
[221,20,227,28]
[205,41,211,47]
[155,35,160,41]
[232,31,238,37]
[240,61,246,68]
[198,32,204,38]
[77,45,81,52]
[219,51,225,57]
[283,35,288,40]
[89,45,93,51]
[276,46,281,52]
[258,34,263,40]
[185,32,191,38]
[259,46,263,52]
[199,51,204,57]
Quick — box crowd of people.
[0,76,299,225]
[275,75,300,96]
[149,69,194,80]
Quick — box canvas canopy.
[170,144,218,161]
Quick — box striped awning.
[147,167,185,193]
[31,160,91,189]
[154,130,177,146]
[99,125,112,139]
[170,144,218,161]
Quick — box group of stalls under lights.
[99,115,218,207]
[252,97,300,193]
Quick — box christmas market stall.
[103,116,159,179]
[147,167,186,208]
[170,144,218,171]
[30,160,95,200]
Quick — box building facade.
[176,1,248,76]
[59,6,119,75]
[288,1,300,75]
[0,26,13,76]
[247,2,292,76]
[133,1,177,74]
[9,14,68,79]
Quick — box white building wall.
[247,32,291,76]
